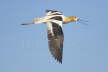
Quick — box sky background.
[0,0,108,72]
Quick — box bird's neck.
[63,16,78,24]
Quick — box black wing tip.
[46,10,51,13]
[46,9,58,12]
[54,56,63,64]
[57,59,62,64]
[46,9,62,13]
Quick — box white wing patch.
[47,22,54,36]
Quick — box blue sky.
[0,0,108,72]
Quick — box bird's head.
[63,16,78,24]
[63,16,88,25]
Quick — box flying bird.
[21,10,79,63]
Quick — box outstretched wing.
[46,10,63,16]
[46,15,64,63]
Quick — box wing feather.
[47,22,64,63]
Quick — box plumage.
[63,16,78,24]
[49,16,63,21]
[21,10,79,64]
[47,21,64,63]
[46,10,63,16]
[45,10,64,63]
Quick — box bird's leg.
[33,18,46,24]
[21,18,44,25]
[21,22,34,25]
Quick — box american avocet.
[21,10,79,64]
